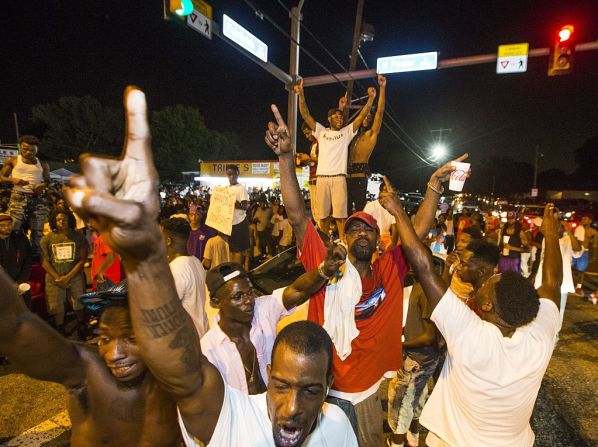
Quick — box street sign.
[222,14,268,62]
[531,188,539,197]
[376,51,438,74]
[496,43,529,74]
[187,10,211,39]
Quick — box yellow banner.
[200,161,279,179]
[192,0,212,19]
[498,43,529,57]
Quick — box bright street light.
[430,143,447,161]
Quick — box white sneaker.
[406,431,419,446]
[591,293,597,305]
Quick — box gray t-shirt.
[40,230,88,275]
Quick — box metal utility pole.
[343,0,365,123]
[13,113,20,141]
[430,128,452,143]
[287,1,304,153]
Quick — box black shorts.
[347,176,368,214]
[229,217,250,253]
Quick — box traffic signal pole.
[287,3,304,153]
[302,41,598,87]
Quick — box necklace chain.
[243,346,257,382]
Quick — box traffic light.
[168,0,193,18]
[548,24,575,76]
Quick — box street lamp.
[430,143,447,161]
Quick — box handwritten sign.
[205,187,237,235]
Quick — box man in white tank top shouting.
[0,135,50,256]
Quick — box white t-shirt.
[573,225,589,251]
[421,289,559,447]
[363,200,395,236]
[201,289,291,394]
[178,383,358,447]
[228,183,249,225]
[278,219,293,247]
[313,123,357,176]
[270,214,283,237]
[204,236,230,268]
[534,235,583,294]
[169,256,209,338]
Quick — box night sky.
[3,0,598,189]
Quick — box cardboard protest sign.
[205,186,237,235]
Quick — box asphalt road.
[1,293,596,446]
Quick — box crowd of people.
[0,83,595,447]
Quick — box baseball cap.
[506,211,516,219]
[189,204,203,213]
[79,279,128,311]
[327,108,342,117]
[344,211,379,232]
[206,263,249,296]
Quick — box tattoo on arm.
[140,298,200,372]
[141,298,186,338]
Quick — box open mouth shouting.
[274,422,305,447]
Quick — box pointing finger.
[123,87,151,162]
[270,104,288,130]
[453,153,469,163]
[382,176,395,193]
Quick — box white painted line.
[5,410,71,446]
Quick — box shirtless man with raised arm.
[383,179,563,447]
[347,74,386,214]
[294,78,375,237]
[64,87,357,447]
[0,277,181,446]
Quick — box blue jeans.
[326,395,358,438]
[388,353,440,434]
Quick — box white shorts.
[316,175,348,219]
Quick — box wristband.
[427,181,444,195]
[318,262,332,280]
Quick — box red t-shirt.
[298,223,409,393]
[91,234,121,290]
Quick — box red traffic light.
[558,25,574,42]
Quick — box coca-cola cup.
[449,162,470,192]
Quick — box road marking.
[4,410,71,446]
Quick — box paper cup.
[449,162,470,192]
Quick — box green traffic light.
[176,0,193,16]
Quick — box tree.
[31,96,123,161]
[150,105,241,180]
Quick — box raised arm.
[294,79,316,131]
[282,243,346,309]
[64,87,223,444]
[412,154,469,240]
[380,177,448,311]
[352,87,376,132]
[369,75,386,137]
[537,204,563,307]
[265,105,309,247]
[0,267,85,387]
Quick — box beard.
[350,240,375,261]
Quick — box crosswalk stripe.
[4,410,71,446]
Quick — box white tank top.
[12,155,44,193]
